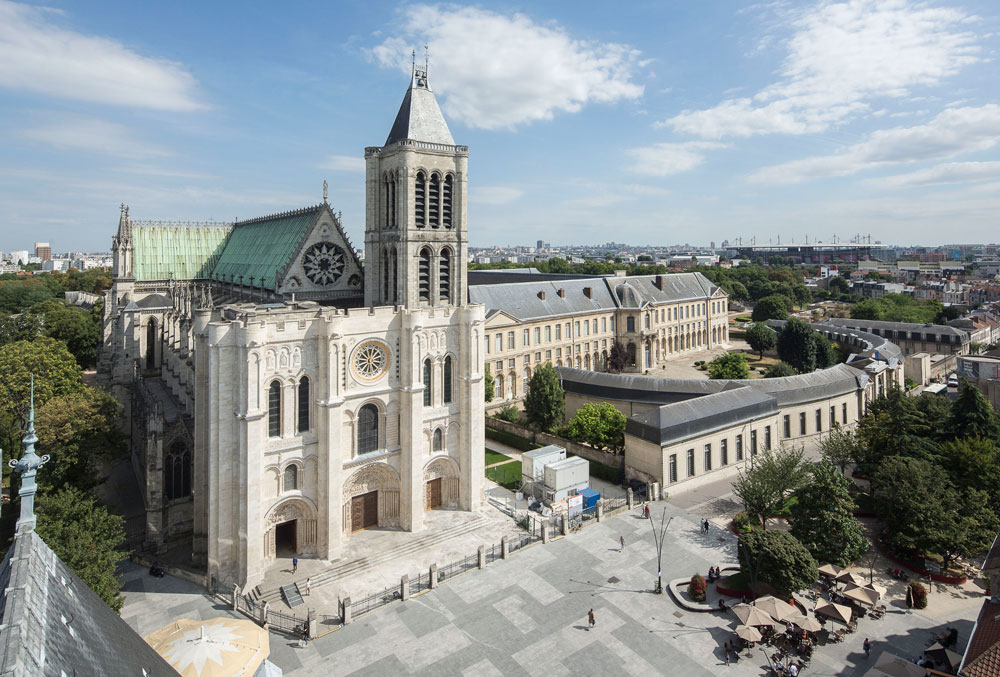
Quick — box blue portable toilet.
[579,488,600,511]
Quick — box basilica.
[99,64,486,589]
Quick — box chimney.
[584,287,593,299]
[655,275,664,290]
[538,290,546,300]
[557,288,565,298]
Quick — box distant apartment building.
[852,281,910,298]
[34,242,51,262]
[826,318,970,356]
[8,250,28,265]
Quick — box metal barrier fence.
[486,542,502,564]
[413,571,431,594]
[268,607,305,634]
[603,496,628,512]
[352,584,401,618]
[439,554,477,582]
[507,533,534,554]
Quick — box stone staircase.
[259,513,494,604]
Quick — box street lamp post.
[649,509,672,594]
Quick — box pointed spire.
[8,375,50,531]
[384,55,454,146]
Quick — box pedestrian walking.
[300,625,309,647]
[863,638,871,657]
[704,519,710,532]
[304,577,311,596]
[644,504,650,519]
[619,535,625,551]
[292,555,298,574]
[724,640,731,666]
[587,608,595,630]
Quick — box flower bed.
[882,550,967,584]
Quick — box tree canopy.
[946,378,1000,440]
[746,323,777,359]
[732,445,810,528]
[608,341,627,373]
[708,351,750,379]
[789,461,867,567]
[764,361,797,378]
[738,528,818,597]
[565,402,626,451]
[523,363,565,431]
[819,425,860,475]
[751,295,790,322]
[849,293,942,324]
[483,365,495,403]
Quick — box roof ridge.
[235,203,324,227]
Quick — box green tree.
[946,378,1000,440]
[565,402,626,451]
[731,445,810,529]
[36,387,125,492]
[940,437,1000,512]
[915,392,952,441]
[776,318,819,373]
[0,312,44,345]
[829,277,851,295]
[789,461,867,566]
[738,528,818,597]
[36,487,127,612]
[0,281,54,314]
[608,341,627,373]
[523,363,565,431]
[764,361,797,378]
[26,299,101,368]
[850,299,884,320]
[819,425,860,475]
[483,365,495,403]
[708,351,750,379]
[855,388,938,473]
[812,333,838,369]
[751,295,790,322]
[746,322,777,359]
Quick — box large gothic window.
[297,377,310,433]
[357,403,379,454]
[442,174,453,228]
[429,173,441,227]
[284,464,298,492]
[164,442,191,501]
[439,248,451,303]
[418,247,431,302]
[381,248,389,302]
[443,355,453,404]
[146,319,157,369]
[423,358,432,406]
[415,171,426,227]
[268,381,281,437]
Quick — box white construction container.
[521,445,566,489]
[543,456,590,502]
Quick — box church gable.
[278,204,363,300]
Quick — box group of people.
[707,566,722,582]
[769,652,804,675]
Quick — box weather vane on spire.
[8,375,50,530]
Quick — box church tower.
[364,62,468,309]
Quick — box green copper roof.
[132,225,231,281]
[210,205,323,289]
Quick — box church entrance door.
[426,478,442,510]
[275,520,297,556]
[351,491,378,532]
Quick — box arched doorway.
[423,456,460,510]
[264,498,317,559]
[342,462,401,533]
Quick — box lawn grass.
[485,448,511,466]
[485,460,522,490]
[718,571,750,592]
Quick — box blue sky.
[1,0,998,252]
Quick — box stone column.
[501,536,508,559]
[429,564,438,588]
[596,504,603,522]
[401,574,410,601]
[542,525,550,543]
[627,488,634,509]
[478,545,485,568]
[399,320,426,532]
[561,514,568,536]
[342,597,352,625]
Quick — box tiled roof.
[0,528,175,676]
[962,601,1000,677]
[132,223,230,281]
[211,205,324,290]
[627,388,779,446]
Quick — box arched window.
[146,319,157,369]
[297,377,310,433]
[389,247,398,305]
[439,248,451,303]
[390,172,397,227]
[495,374,504,399]
[443,355,453,404]
[433,428,443,452]
[418,247,431,301]
[645,313,650,329]
[423,358,432,406]
[381,248,389,302]
[268,381,281,437]
[384,173,391,227]
[442,174,453,228]
[523,367,530,395]
[415,171,426,227]
[284,464,298,491]
[357,403,379,454]
[429,173,441,227]
[164,442,191,501]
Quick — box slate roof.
[825,317,969,339]
[211,204,324,290]
[134,293,173,310]
[132,223,230,281]
[766,319,903,367]
[627,388,779,446]
[385,71,455,146]
[0,528,176,676]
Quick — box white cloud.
[867,161,1000,188]
[0,1,203,111]
[369,5,644,129]
[749,105,1000,184]
[626,142,726,176]
[665,0,980,138]
[470,186,524,205]
[319,155,365,172]
[18,114,170,158]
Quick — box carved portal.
[263,498,317,559]
[342,462,401,533]
[423,456,460,509]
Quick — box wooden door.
[351,495,364,532]
[426,478,442,510]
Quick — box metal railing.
[412,571,431,594]
[267,607,305,634]
[486,542,503,564]
[352,585,401,618]
[439,554,477,582]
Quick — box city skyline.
[1,0,999,251]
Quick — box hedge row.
[485,427,540,452]
[581,456,622,485]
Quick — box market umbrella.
[735,625,762,642]
[814,599,853,625]
[835,570,867,586]
[925,642,964,670]
[865,582,887,599]
[145,617,269,677]
[842,584,878,607]
[792,615,823,633]
[818,563,843,578]
[755,595,798,622]
[865,652,926,677]
[731,603,775,627]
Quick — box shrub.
[909,581,928,609]
[733,511,756,532]
[485,427,538,452]
[497,405,521,423]
[690,573,707,602]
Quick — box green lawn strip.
[485,448,511,466]
[485,460,522,490]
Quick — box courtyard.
[121,496,983,676]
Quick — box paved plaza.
[121,498,984,676]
